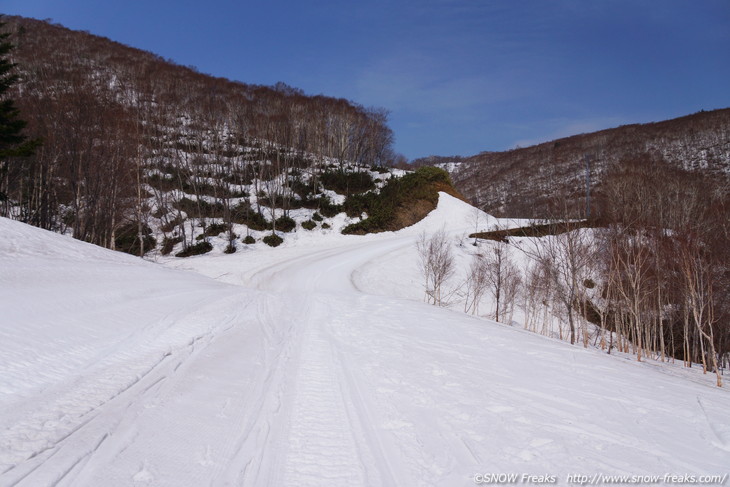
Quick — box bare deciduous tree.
[519,222,594,345]
[416,229,455,306]
[463,253,488,315]
[484,240,521,323]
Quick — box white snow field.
[1,194,729,486]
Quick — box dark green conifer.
[0,17,39,202]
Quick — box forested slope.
[0,16,395,253]
[449,108,730,218]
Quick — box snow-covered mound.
[2,197,730,486]
[0,217,243,397]
[0,217,255,482]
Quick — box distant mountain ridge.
[442,108,730,217]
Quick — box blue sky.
[3,0,729,159]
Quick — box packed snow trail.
[1,195,729,486]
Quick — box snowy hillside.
[1,195,729,486]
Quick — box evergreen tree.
[0,17,38,203]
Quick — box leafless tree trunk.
[679,236,722,387]
[484,240,521,323]
[520,222,594,345]
[416,229,455,306]
[464,253,488,315]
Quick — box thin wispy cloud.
[354,50,530,117]
[510,116,631,149]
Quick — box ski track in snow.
[1,194,729,486]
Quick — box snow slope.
[1,195,729,486]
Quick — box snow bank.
[0,217,252,475]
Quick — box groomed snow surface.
[1,194,728,486]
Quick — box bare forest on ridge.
[449,108,730,219]
[0,16,396,254]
